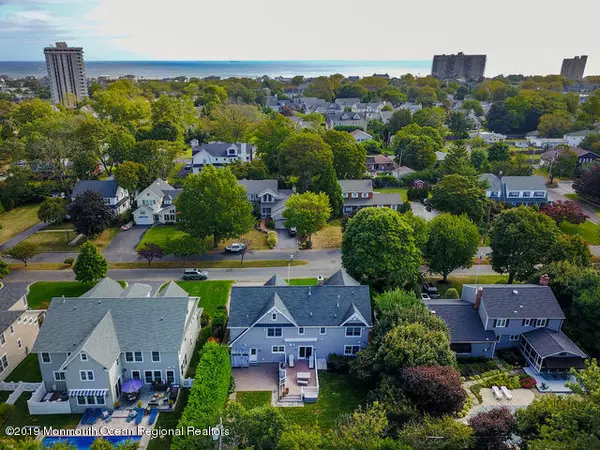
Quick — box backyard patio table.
[296,372,311,381]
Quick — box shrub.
[265,217,275,230]
[373,174,402,189]
[267,231,278,249]
[172,341,231,449]
[200,311,212,327]
[327,354,353,373]
[407,186,429,201]
[63,257,75,266]
[444,288,459,299]
[469,407,516,450]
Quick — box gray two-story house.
[479,174,547,206]
[238,179,292,229]
[31,278,201,414]
[426,280,586,374]
[228,269,372,368]
[71,180,130,215]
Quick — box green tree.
[323,130,366,179]
[490,206,559,283]
[413,107,446,129]
[253,114,295,173]
[462,99,484,116]
[137,243,164,266]
[551,234,592,267]
[487,142,510,162]
[114,161,147,201]
[552,148,578,178]
[176,166,255,248]
[0,258,8,279]
[388,109,413,134]
[440,144,476,176]
[3,242,39,267]
[470,148,488,171]
[91,88,151,129]
[127,140,178,185]
[150,94,195,141]
[73,242,108,284]
[278,426,328,450]
[205,103,264,141]
[342,208,421,290]
[68,190,114,237]
[538,110,574,137]
[304,77,335,101]
[400,416,474,450]
[447,111,473,138]
[283,192,331,243]
[279,133,333,191]
[426,214,480,282]
[311,164,344,218]
[11,98,54,125]
[37,197,67,224]
[430,175,487,223]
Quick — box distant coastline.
[0,60,432,79]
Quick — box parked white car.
[225,243,246,253]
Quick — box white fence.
[182,378,194,388]
[27,384,72,415]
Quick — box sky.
[0,0,599,76]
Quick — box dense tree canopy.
[323,130,366,179]
[279,133,333,191]
[430,175,487,223]
[283,191,331,243]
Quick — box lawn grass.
[559,220,600,244]
[222,228,269,251]
[27,280,127,310]
[21,227,119,252]
[0,204,41,245]
[176,280,233,315]
[375,187,408,202]
[425,274,510,298]
[4,354,41,382]
[289,278,318,286]
[280,372,368,429]
[312,224,342,249]
[0,394,80,439]
[236,391,272,409]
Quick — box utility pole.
[287,254,294,284]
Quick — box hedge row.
[172,341,231,449]
[267,231,278,249]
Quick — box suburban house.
[366,155,396,174]
[325,112,368,130]
[563,129,597,147]
[238,179,292,230]
[338,179,403,215]
[0,285,42,382]
[31,278,201,414]
[191,141,254,173]
[479,173,548,206]
[132,179,181,226]
[529,137,569,149]
[425,281,587,374]
[540,147,600,167]
[71,180,130,215]
[228,270,372,402]
[350,129,373,143]
[469,131,506,143]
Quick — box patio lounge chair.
[126,409,137,423]
[87,408,100,425]
[81,409,92,424]
[492,386,503,401]
[135,408,145,425]
[148,408,159,425]
[500,386,512,400]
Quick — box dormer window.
[522,191,531,198]
[534,191,546,198]
[351,192,359,198]
[535,318,547,327]
[228,147,237,156]
[272,312,277,321]
[80,352,88,361]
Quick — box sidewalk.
[0,221,48,252]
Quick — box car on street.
[120,221,134,231]
[182,269,209,280]
[421,293,431,300]
[288,227,297,237]
[184,163,192,170]
[225,243,246,253]
[422,282,440,299]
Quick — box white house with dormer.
[132,179,182,225]
[191,141,254,174]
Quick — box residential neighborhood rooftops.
[264,274,289,286]
[425,300,496,342]
[523,328,587,358]
[502,176,547,191]
[157,281,189,298]
[72,180,119,198]
[238,179,279,196]
[192,142,253,157]
[337,179,372,192]
[323,268,360,286]
[541,147,599,159]
[479,173,503,192]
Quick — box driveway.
[0,222,48,252]
[275,230,298,250]
[410,202,439,221]
[548,181,599,224]
[102,225,150,261]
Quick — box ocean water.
[0,60,432,79]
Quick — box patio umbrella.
[122,378,143,393]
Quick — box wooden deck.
[284,360,317,397]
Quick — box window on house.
[298,327,305,335]
[86,396,95,405]
[342,193,348,198]
[319,327,326,335]
[77,396,86,405]
[96,396,105,405]
[0,355,8,373]
[41,353,51,364]
[344,345,360,356]
[351,192,359,198]
[450,343,472,353]
[496,335,502,341]
[272,313,277,321]
[9,326,14,334]
[345,327,361,337]
[272,346,285,353]
[53,371,66,381]
[80,352,88,361]
[509,334,521,341]
[80,370,94,381]
[508,192,520,198]
[152,351,160,362]
[0,334,4,345]
[166,370,175,384]
[494,319,508,328]
[267,328,282,337]
[535,319,547,327]
[132,370,141,380]
[361,192,369,198]
[522,319,532,326]
[522,191,531,197]
[534,191,546,197]
[17,339,21,348]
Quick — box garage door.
[135,215,153,225]
[275,219,286,230]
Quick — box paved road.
[548,181,599,224]
[410,202,439,221]
[0,222,48,252]
[103,226,150,262]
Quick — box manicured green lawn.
[289,278,318,286]
[236,391,272,409]
[5,354,41,382]
[137,225,190,250]
[0,204,41,245]
[559,220,600,245]
[0,394,80,439]
[27,280,127,310]
[176,280,233,315]
[280,372,368,429]
[375,187,408,202]
[426,275,510,298]
[21,227,119,252]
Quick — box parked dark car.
[288,227,297,237]
[182,269,209,280]
[422,282,440,299]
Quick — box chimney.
[292,185,297,193]
[498,170,503,178]
[317,275,324,286]
[474,287,483,311]
[539,274,550,286]
[308,286,311,297]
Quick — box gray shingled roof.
[264,274,288,286]
[502,176,547,192]
[479,174,502,192]
[144,178,175,198]
[523,328,586,358]
[80,278,124,298]
[72,180,119,198]
[157,281,189,298]
[476,285,565,319]
[33,296,197,354]
[121,283,152,298]
[228,285,372,328]
[323,269,360,286]
[194,142,252,158]
[338,179,373,193]
[238,179,278,197]
[0,311,23,333]
[0,284,27,312]
[425,300,496,342]
[372,193,403,205]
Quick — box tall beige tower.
[44,42,88,108]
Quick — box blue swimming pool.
[42,435,141,449]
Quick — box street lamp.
[288,254,294,284]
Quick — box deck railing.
[301,352,319,401]
[27,384,72,415]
